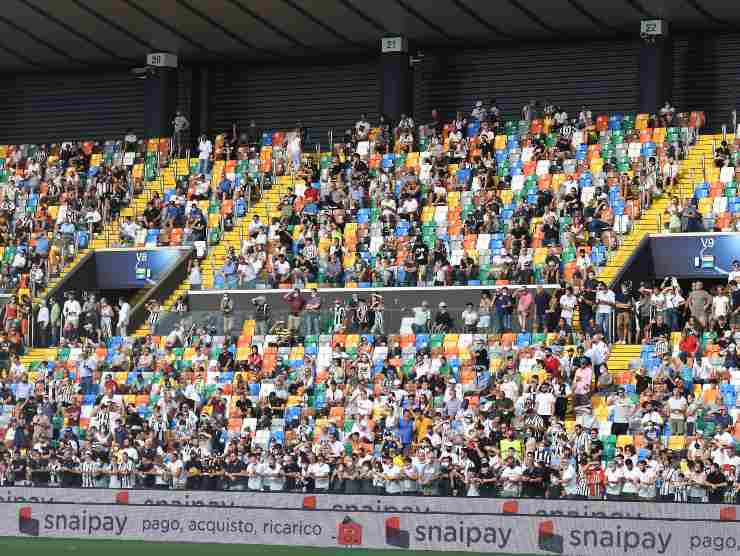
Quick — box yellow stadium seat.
[616,435,634,449]
[668,436,686,451]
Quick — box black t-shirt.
[144,206,160,224]
[706,470,726,498]
[12,456,27,480]
[0,341,11,362]
[28,456,49,483]
[479,467,497,495]
[414,244,428,264]
[732,290,740,311]
[283,462,301,491]
[510,226,527,240]
[542,223,558,242]
[138,462,156,488]
[522,465,548,497]
[635,373,652,394]
[614,291,631,314]
[495,398,514,423]
[652,323,671,338]
[224,460,244,475]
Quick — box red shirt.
[679,335,698,355]
[544,355,561,378]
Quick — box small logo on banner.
[720,507,736,521]
[538,520,563,554]
[19,507,40,537]
[115,491,129,505]
[385,516,410,548]
[336,517,362,546]
[302,495,316,510]
[502,500,519,514]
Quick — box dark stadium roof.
[0,0,735,71]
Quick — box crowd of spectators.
[662,138,740,233]
[0,266,737,502]
[0,140,142,293]
[4,104,740,506]
[211,102,696,290]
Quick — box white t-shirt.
[198,139,213,160]
[167,459,185,487]
[263,463,284,491]
[605,467,623,495]
[383,463,402,494]
[246,462,263,490]
[559,294,577,319]
[612,395,635,423]
[500,465,523,494]
[562,464,579,496]
[713,295,731,318]
[535,392,556,416]
[622,468,640,494]
[402,466,418,492]
[636,468,656,498]
[309,462,331,490]
[668,396,687,419]
[596,290,616,314]
[462,309,478,326]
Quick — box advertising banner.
[650,233,740,279]
[1,486,738,521]
[3,500,740,555]
[94,248,186,289]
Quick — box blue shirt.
[222,261,236,276]
[495,294,512,314]
[398,417,414,444]
[35,237,49,255]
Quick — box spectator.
[220,293,234,336]
[252,296,270,336]
[283,288,305,337]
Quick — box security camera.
[131,66,156,79]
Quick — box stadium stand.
[5,102,740,506]
[119,110,703,296]
[660,133,740,233]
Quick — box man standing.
[411,301,431,334]
[117,298,130,337]
[252,296,270,336]
[614,282,634,344]
[221,293,235,337]
[197,134,212,175]
[62,292,81,332]
[595,282,616,342]
[687,281,712,328]
[172,110,190,155]
[50,298,61,346]
[36,300,50,348]
[304,289,322,336]
[283,289,305,337]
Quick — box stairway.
[605,343,641,378]
[31,169,173,305]
[597,134,709,286]
[673,133,723,201]
[199,175,296,290]
[127,175,298,339]
[20,347,59,372]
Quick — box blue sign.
[650,233,740,278]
